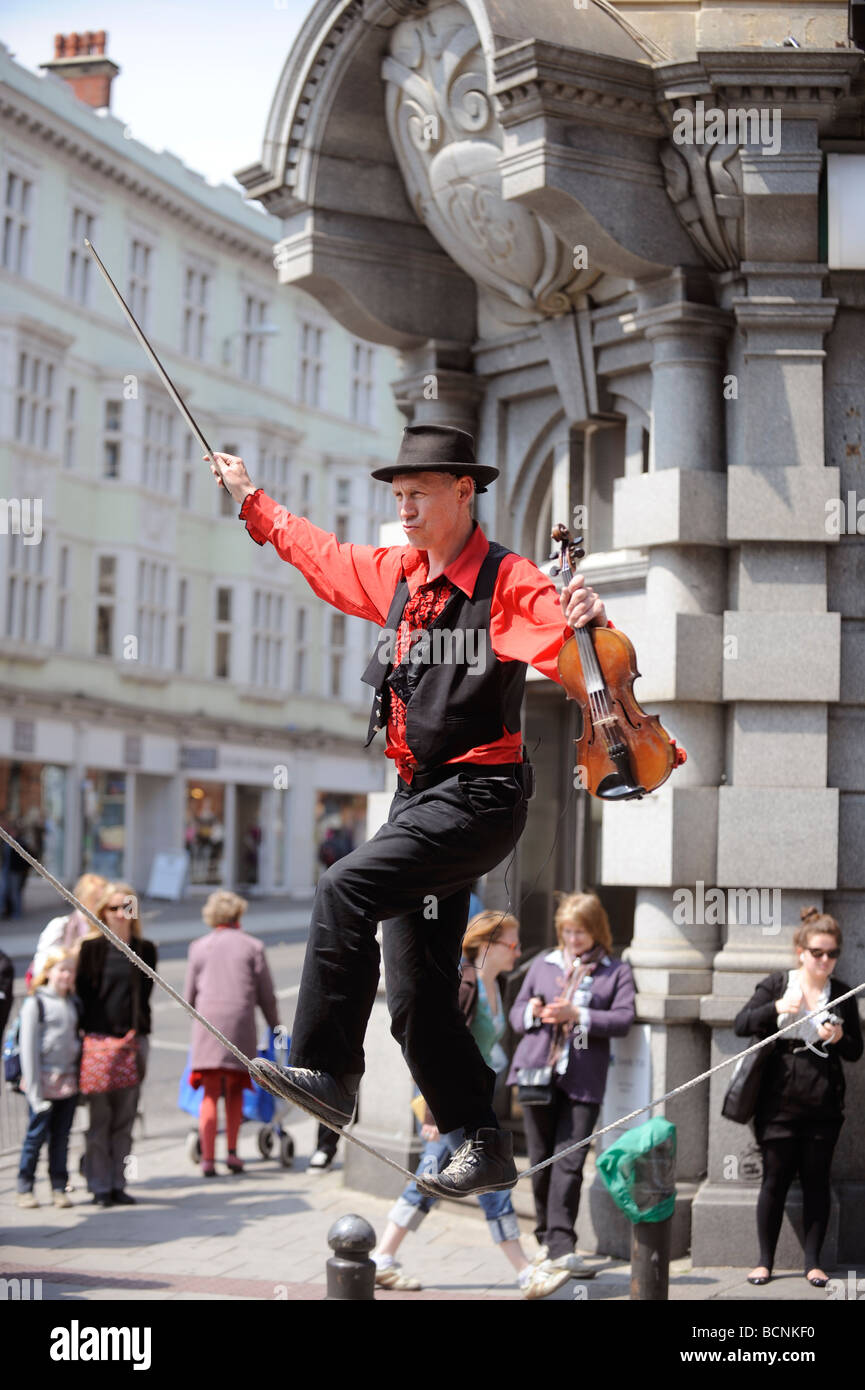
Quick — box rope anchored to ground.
[3,823,863,1189]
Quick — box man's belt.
[400,761,534,796]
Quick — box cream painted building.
[0,33,405,900]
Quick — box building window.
[127,238,152,330]
[349,342,375,425]
[15,350,55,450]
[67,207,95,304]
[300,472,312,515]
[175,576,188,672]
[182,265,210,359]
[95,554,116,656]
[214,586,232,679]
[298,322,325,407]
[142,400,175,492]
[135,558,169,667]
[63,385,77,469]
[251,589,285,689]
[4,531,48,643]
[330,612,345,697]
[2,169,32,275]
[181,435,195,509]
[294,606,307,692]
[257,445,290,498]
[103,399,122,478]
[241,294,269,384]
[55,543,70,649]
[219,442,239,516]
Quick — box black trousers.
[290,769,528,1135]
[756,1128,840,1272]
[522,1091,600,1259]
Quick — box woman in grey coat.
[185,891,279,1176]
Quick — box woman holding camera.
[508,892,635,1273]
[735,906,863,1287]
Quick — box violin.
[552,523,683,801]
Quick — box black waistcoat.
[360,541,526,773]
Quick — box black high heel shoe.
[806,1271,829,1288]
[747,1268,772,1286]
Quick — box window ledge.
[116,663,172,687]
[234,684,289,706]
[0,641,50,665]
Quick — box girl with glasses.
[734,906,863,1287]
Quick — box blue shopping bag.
[178,1030,288,1123]
[243,1029,290,1124]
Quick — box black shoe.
[418,1128,517,1199]
[250,1062,359,1128]
[92,1193,113,1207]
[110,1189,136,1205]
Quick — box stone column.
[599,273,731,1256]
[692,260,841,1264]
[391,342,485,435]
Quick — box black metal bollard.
[326,1214,377,1301]
[630,1216,672,1300]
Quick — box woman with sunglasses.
[735,906,862,1287]
[76,882,157,1207]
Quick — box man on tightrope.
[209,424,607,1198]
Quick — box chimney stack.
[41,31,120,110]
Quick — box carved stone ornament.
[382,0,598,334]
[659,99,744,272]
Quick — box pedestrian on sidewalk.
[16,948,81,1209]
[371,911,570,1299]
[76,882,156,1207]
[736,906,863,1289]
[184,890,280,1176]
[210,427,610,1199]
[508,892,635,1276]
[30,873,108,983]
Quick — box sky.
[1,0,313,188]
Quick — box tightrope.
[3,823,863,1191]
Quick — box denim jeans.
[388,1127,520,1245]
[17,1094,78,1192]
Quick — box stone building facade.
[239,0,865,1262]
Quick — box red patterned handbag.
[79,1030,140,1094]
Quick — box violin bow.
[84,239,227,484]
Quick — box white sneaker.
[16,1191,39,1209]
[308,1148,334,1171]
[52,1190,73,1209]
[520,1261,572,1300]
[546,1252,597,1279]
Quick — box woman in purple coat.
[508,892,635,1272]
[185,891,279,1176]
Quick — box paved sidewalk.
[1,1111,853,1303]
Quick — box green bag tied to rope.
[596,1117,677,1224]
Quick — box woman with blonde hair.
[76,881,156,1206]
[184,890,279,1176]
[371,910,571,1299]
[735,906,863,1287]
[29,874,108,982]
[16,947,81,1208]
[508,891,635,1273]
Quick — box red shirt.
[240,490,595,781]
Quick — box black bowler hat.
[370,424,499,494]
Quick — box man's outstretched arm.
[209,451,400,625]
